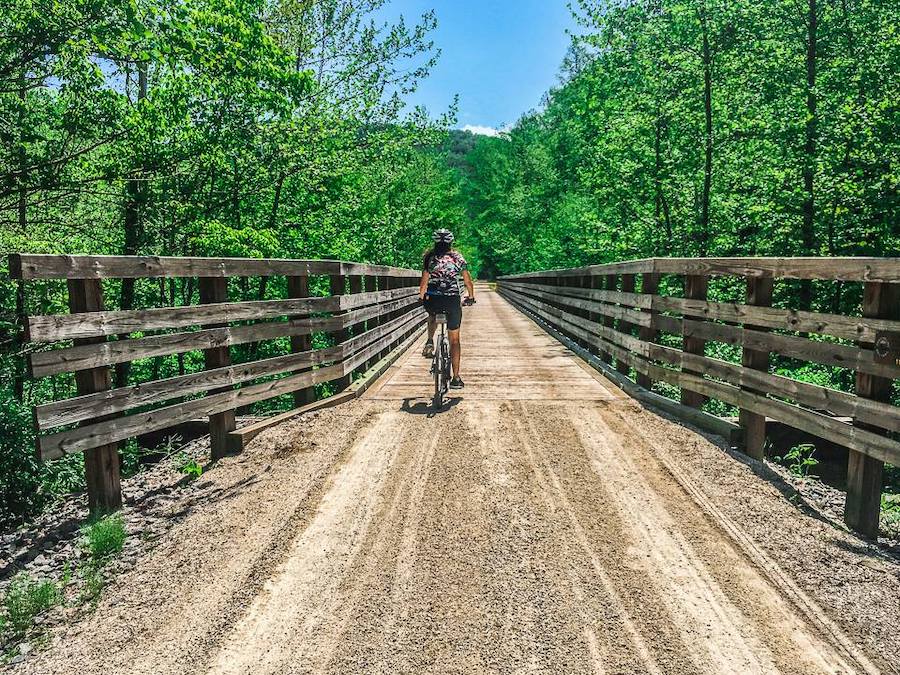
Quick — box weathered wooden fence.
[498,257,900,538]
[9,254,425,512]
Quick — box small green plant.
[776,443,819,478]
[77,565,105,606]
[81,513,126,562]
[175,452,203,480]
[880,495,900,539]
[1,574,60,638]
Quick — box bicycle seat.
[435,313,448,324]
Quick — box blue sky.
[377,1,577,133]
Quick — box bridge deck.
[22,288,887,675]
[365,283,620,402]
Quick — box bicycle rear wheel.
[433,346,443,408]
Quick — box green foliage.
[460,0,899,273]
[776,444,820,478]
[0,574,61,639]
[175,454,203,480]
[0,385,42,529]
[81,513,127,562]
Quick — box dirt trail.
[17,286,894,675]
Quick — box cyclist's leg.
[449,328,461,377]
[445,297,463,378]
[422,296,436,357]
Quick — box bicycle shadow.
[400,397,462,418]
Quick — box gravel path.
[11,287,899,675]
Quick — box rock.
[18,642,32,655]
[9,655,25,665]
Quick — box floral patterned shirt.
[424,251,468,296]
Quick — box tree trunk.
[799,0,818,310]
[699,4,713,258]
[117,62,148,387]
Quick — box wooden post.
[739,276,774,459]
[636,272,660,389]
[67,278,122,513]
[378,275,391,359]
[680,274,709,408]
[584,274,599,354]
[349,275,367,370]
[330,274,351,392]
[601,274,616,364]
[288,275,316,407]
[199,277,237,459]
[617,274,636,377]
[844,282,900,537]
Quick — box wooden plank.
[39,362,346,459]
[288,275,315,407]
[340,262,420,278]
[26,295,339,342]
[10,254,340,280]
[26,286,419,343]
[501,280,651,309]
[680,274,709,408]
[66,278,122,513]
[500,282,650,327]
[845,282,900,537]
[199,277,236,460]
[679,318,900,380]
[636,272,660,389]
[653,257,900,283]
[500,257,900,284]
[29,295,420,377]
[36,343,341,430]
[8,254,421,281]
[652,295,899,343]
[653,367,900,466]
[646,343,900,434]
[497,259,656,280]
[739,277,774,460]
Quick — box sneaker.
[422,343,434,358]
[449,377,464,389]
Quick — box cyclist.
[419,228,475,389]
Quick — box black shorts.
[423,294,463,330]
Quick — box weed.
[81,513,126,562]
[173,453,203,480]
[0,574,60,638]
[77,565,105,606]
[776,443,819,478]
[881,495,900,539]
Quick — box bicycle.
[430,313,451,408]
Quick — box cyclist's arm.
[418,270,429,300]
[462,270,475,299]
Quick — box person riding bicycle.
[419,228,475,389]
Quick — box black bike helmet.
[432,228,454,243]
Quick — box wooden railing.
[498,257,900,538]
[9,254,425,512]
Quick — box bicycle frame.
[431,313,451,408]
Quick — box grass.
[81,513,127,562]
[0,574,61,640]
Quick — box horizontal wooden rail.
[498,255,900,539]
[9,253,424,513]
[9,254,420,281]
